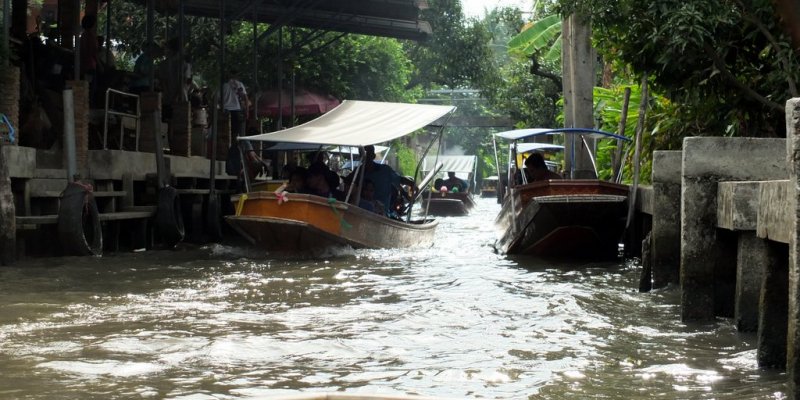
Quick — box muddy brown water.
[0,198,787,399]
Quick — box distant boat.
[480,176,499,199]
[226,100,455,253]
[493,128,631,259]
[419,155,477,216]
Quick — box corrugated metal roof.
[138,0,431,41]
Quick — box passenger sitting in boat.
[524,152,562,182]
[433,178,445,191]
[305,166,345,201]
[308,151,341,191]
[285,167,307,193]
[357,179,384,214]
[349,145,416,216]
[443,172,468,193]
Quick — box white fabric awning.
[517,143,564,153]
[241,100,456,146]
[421,155,477,173]
[495,128,631,142]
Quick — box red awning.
[256,88,340,118]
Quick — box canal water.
[0,197,787,399]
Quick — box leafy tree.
[99,0,416,104]
[404,0,500,91]
[558,0,799,139]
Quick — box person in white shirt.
[221,75,248,138]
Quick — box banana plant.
[507,14,562,62]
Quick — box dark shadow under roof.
[142,0,432,41]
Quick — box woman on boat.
[522,153,562,183]
[305,166,345,201]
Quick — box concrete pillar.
[758,241,788,369]
[169,101,192,156]
[139,92,162,154]
[786,98,800,395]
[651,151,682,288]
[0,143,15,265]
[681,137,787,321]
[561,13,595,178]
[736,232,767,332]
[65,80,89,174]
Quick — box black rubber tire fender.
[156,186,185,247]
[57,182,103,256]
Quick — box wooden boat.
[493,128,631,259]
[223,100,456,252]
[480,176,498,198]
[227,192,437,251]
[421,190,476,216]
[419,155,477,216]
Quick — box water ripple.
[0,198,787,399]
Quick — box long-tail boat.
[225,100,455,252]
[493,128,631,259]
[420,155,477,216]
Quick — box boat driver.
[443,172,468,193]
[524,152,562,182]
[353,145,416,216]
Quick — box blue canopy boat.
[493,128,632,259]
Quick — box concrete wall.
[1,146,37,178]
[652,151,682,288]
[785,98,800,395]
[89,149,227,181]
[681,137,787,321]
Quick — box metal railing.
[103,89,141,151]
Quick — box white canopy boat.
[226,100,455,252]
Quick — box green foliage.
[404,0,501,91]
[558,0,799,138]
[100,1,417,104]
[394,142,418,177]
[507,14,562,62]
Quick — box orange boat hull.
[226,192,438,252]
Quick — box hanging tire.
[156,186,185,247]
[58,182,103,256]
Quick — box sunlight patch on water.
[38,360,166,377]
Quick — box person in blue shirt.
[354,145,415,216]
